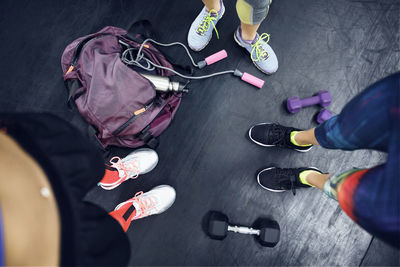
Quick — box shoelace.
[114,191,158,220]
[275,168,297,195]
[99,157,140,190]
[268,124,289,146]
[196,9,220,39]
[251,33,271,62]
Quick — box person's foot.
[98,148,159,190]
[187,3,225,51]
[109,185,176,232]
[248,123,312,152]
[257,167,322,195]
[234,27,278,74]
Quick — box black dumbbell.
[206,211,280,247]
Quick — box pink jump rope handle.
[241,72,264,88]
[233,69,264,89]
[196,51,264,89]
[197,50,228,69]
[205,50,228,65]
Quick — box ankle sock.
[98,168,119,185]
[299,170,318,187]
[290,131,312,147]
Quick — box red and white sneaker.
[109,185,176,232]
[98,148,158,190]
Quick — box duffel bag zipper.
[66,33,111,74]
[112,101,154,136]
[132,100,176,140]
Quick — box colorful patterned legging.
[236,0,273,25]
[315,72,400,247]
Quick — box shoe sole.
[257,167,285,192]
[248,123,312,153]
[257,166,322,192]
[233,33,276,75]
[189,7,225,52]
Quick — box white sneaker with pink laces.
[109,185,176,232]
[98,148,158,190]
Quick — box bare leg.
[305,171,331,191]
[294,128,320,146]
[202,0,220,11]
[240,22,260,41]
[295,128,329,190]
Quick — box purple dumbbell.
[317,109,333,123]
[287,91,331,113]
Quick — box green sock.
[299,170,318,187]
[290,131,312,147]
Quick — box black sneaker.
[257,167,322,195]
[248,123,312,152]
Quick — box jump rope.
[119,38,265,90]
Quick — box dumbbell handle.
[227,225,260,236]
[300,95,321,107]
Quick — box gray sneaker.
[187,3,225,51]
[234,27,278,74]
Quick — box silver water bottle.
[140,73,188,93]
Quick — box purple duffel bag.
[61,26,181,149]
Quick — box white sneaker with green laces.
[234,27,278,74]
[187,3,225,51]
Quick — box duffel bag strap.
[65,79,83,108]
[136,126,159,149]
